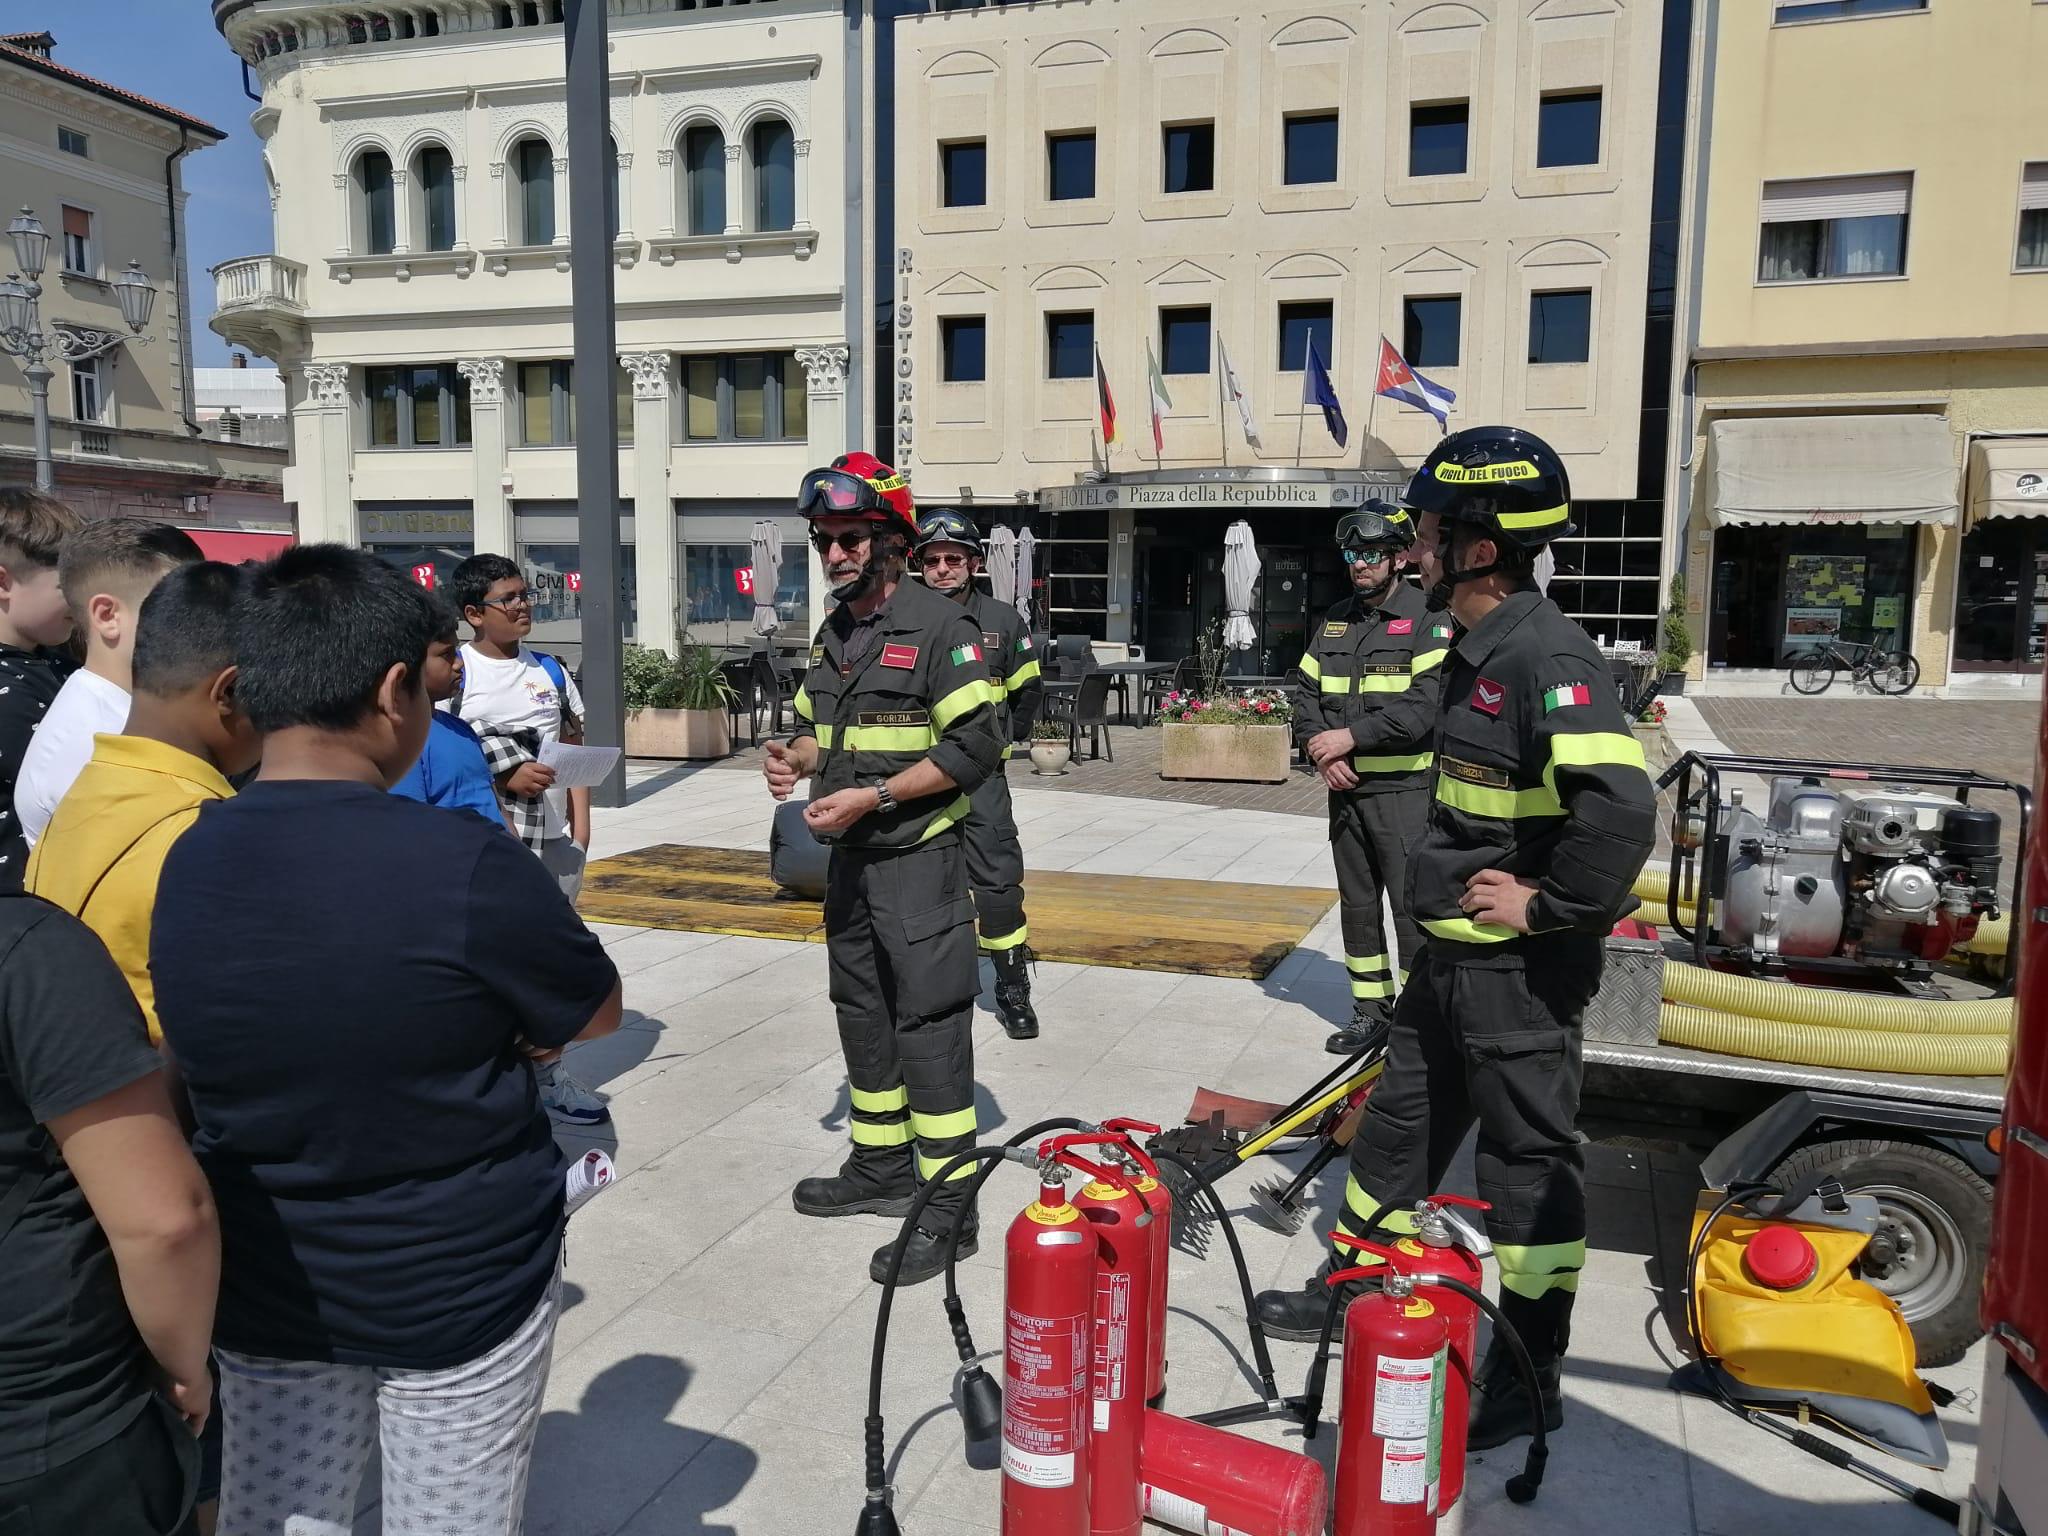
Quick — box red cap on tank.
[1744,1225,1820,1290]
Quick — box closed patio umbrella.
[1015,528,1037,626]
[750,519,783,636]
[1222,519,1260,652]
[986,525,1018,610]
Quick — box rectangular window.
[1047,132,1097,202]
[1758,173,1910,281]
[1528,289,1592,364]
[679,354,806,441]
[1536,91,1602,170]
[1045,312,1094,380]
[941,140,987,208]
[1162,122,1215,195]
[1283,113,1339,186]
[1277,300,1334,372]
[685,542,808,648]
[60,206,91,275]
[70,358,103,422]
[1159,307,1211,375]
[57,126,89,158]
[2018,164,2048,271]
[1402,295,1462,369]
[1408,102,1469,178]
[418,146,458,251]
[941,316,987,383]
[1775,0,1924,20]
[363,364,470,448]
[520,361,562,445]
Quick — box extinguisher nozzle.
[957,1363,1004,1443]
[1506,1444,1549,1504]
[854,1491,902,1536]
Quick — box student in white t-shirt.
[17,518,203,849]
[447,553,607,1128]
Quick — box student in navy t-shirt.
[151,546,622,1533]
[389,596,510,829]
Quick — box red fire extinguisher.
[1329,1242,1457,1536]
[1001,1158,1096,1536]
[1099,1117,1173,1404]
[1138,1409,1328,1536]
[1334,1193,1490,1513]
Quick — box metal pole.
[564,0,626,808]
[24,359,53,493]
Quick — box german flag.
[1094,344,1118,446]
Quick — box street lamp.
[0,207,159,493]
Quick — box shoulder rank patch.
[881,643,919,670]
[1542,682,1592,712]
[1386,618,1414,635]
[811,645,826,664]
[1471,678,1507,716]
[982,632,1002,650]
[1323,622,1349,638]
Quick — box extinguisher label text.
[1374,1346,1448,1508]
[1003,1307,1089,1489]
[1092,1270,1132,1421]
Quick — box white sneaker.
[536,1062,610,1126]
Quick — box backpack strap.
[530,652,582,737]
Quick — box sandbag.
[770,799,830,898]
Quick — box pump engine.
[1709,776,2002,968]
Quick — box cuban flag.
[1374,336,1457,431]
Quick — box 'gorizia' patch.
[1440,756,1512,788]
[1542,682,1592,712]
[949,642,983,666]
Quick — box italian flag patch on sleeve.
[1542,682,1591,712]
[950,642,983,666]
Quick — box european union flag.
[1303,338,1348,449]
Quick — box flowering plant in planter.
[1156,688,1295,726]
[1637,698,1668,726]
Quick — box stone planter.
[1657,670,1687,696]
[1029,740,1073,775]
[625,706,732,760]
[1159,721,1292,784]
[1630,722,1671,771]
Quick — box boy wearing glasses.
[1291,503,1449,1055]
[448,554,605,1126]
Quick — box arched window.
[750,117,794,233]
[357,148,395,255]
[684,124,725,236]
[512,136,555,245]
[414,144,457,251]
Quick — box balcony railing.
[212,254,307,314]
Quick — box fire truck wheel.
[1767,1137,1991,1368]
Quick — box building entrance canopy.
[1707,413,1958,528]
[1965,437,2048,532]
[1039,465,1407,514]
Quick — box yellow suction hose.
[1661,959,2011,1034]
[1658,1003,2009,1077]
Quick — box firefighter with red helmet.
[1291,501,1449,1057]
[764,453,1005,1285]
[911,508,1045,1039]
[1255,427,1656,1450]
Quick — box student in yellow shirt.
[27,562,260,1041]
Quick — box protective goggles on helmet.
[797,468,894,520]
[1335,507,1414,551]
[913,509,983,555]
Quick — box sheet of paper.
[538,740,621,789]
[565,1149,616,1215]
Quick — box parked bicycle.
[1785,635,1920,696]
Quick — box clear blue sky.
[18,3,273,364]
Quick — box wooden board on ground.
[579,843,1336,980]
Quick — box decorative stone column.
[294,362,355,545]
[620,352,679,657]
[796,343,850,635]
[722,141,743,236]
[457,358,511,557]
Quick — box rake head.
[1247,1176,1310,1235]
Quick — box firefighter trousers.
[1330,933,1602,1357]
[1329,788,1428,1022]
[963,763,1028,953]
[825,837,981,1218]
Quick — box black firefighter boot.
[870,1193,978,1286]
[1466,1288,1572,1450]
[992,945,1040,1040]
[793,1144,915,1220]
[1253,1258,1366,1343]
[1324,1001,1391,1058]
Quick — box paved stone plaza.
[363,754,1996,1536]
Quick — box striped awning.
[1707,413,1957,528]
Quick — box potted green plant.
[1028,716,1072,776]
[1658,573,1694,694]
[622,642,738,759]
[1156,623,1294,783]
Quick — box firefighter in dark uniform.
[764,452,1005,1286]
[911,508,1046,1039]
[1291,502,1451,1057]
[1255,427,1656,1449]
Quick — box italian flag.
[1147,340,1173,457]
[950,642,983,666]
[1542,682,1592,712]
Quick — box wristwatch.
[871,778,898,814]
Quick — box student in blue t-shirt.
[390,595,510,830]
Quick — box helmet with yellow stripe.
[1404,426,1573,551]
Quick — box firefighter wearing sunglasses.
[1290,501,1448,1058]
[911,508,1045,1040]
[1257,427,1656,1454]
[764,452,1005,1285]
